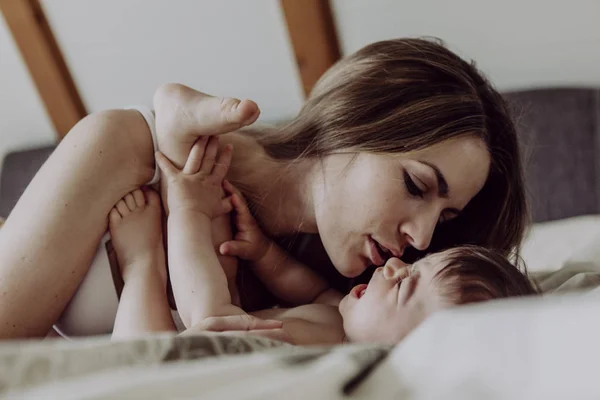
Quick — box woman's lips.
[350,283,368,299]
[368,237,385,266]
[379,241,404,258]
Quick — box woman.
[0,38,526,339]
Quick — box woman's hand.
[181,315,294,344]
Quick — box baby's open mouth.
[350,283,368,299]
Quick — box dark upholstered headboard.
[504,88,600,222]
[1,88,600,223]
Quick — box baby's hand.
[219,180,271,262]
[155,136,233,219]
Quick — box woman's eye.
[403,171,424,198]
[438,210,459,225]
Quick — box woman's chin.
[334,256,368,279]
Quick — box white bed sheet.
[3,215,600,399]
[4,291,599,400]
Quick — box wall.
[2,0,600,169]
[332,0,600,91]
[41,0,305,120]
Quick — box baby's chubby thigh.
[212,210,240,306]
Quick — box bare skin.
[0,110,155,338]
[0,88,263,338]
[110,189,176,339]
[0,83,489,339]
[154,84,261,310]
[119,141,452,345]
[137,141,343,345]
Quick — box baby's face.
[338,250,452,343]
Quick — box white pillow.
[521,214,600,273]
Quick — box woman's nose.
[403,211,438,251]
[383,258,410,281]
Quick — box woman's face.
[311,136,490,278]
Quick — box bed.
[1,87,600,399]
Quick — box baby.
[110,139,537,344]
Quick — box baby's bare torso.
[251,303,345,346]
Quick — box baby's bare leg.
[154,84,260,306]
[111,189,175,338]
[0,110,155,338]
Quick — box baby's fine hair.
[434,245,538,305]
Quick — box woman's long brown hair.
[252,38,528,260]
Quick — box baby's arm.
[220,182,343,307]
[113,266,176,339]
[152,84,258,307]
[156,138,245,329]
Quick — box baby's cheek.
[339,297,361,331]
[338,295,349,314]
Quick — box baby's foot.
[153,83,260,150]
[109,189,166,283]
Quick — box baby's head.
[339,245,537,343]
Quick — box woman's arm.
[0,110,157,338]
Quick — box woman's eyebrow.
[418,160,449,198]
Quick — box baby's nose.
[383,258,410,281]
